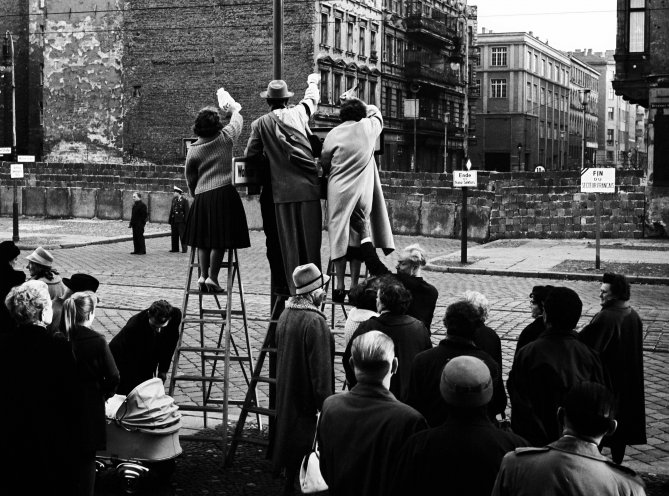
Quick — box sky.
[471,0,617,54]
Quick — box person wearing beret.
[25,246,66,300]
[0,240,26,333]
[168,186,189,253]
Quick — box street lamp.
[517,143,522,171]
[443,113,449,173]
[578,88,591,169]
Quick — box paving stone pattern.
[30,230,669,476]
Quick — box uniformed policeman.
[492,382,646,496]
[169,186,189,253]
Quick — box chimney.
[588,48,592,55]
[481,27,486,34]
[529,31,533,36]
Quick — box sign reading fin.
[581,167,615,193]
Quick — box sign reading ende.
[581,168,615,193]
[453,170,477,188]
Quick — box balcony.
[405,50,462,88]
[404,4,458,46]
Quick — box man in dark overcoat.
[244,77,321,297]
[109,300,181,395]
[507,287,607,446]
[168,186,189,253]
[129,191,148,255]
[319,331,427,496]
[394,356,528,496]
[273,263,333,495]
[579,273,646,464]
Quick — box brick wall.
[0,162,649,239]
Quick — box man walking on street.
[130,192,148,255]
[579,273,646,464]
[319,331,427,496]
[169,186,189,253]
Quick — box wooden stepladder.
[168,248,258,464]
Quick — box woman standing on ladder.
[184,88,250,293]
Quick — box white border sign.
[10,163,24,178]
[453,170,477,187]
[0,147,11,155]
[17,155,35,162]
[581,168,615,193]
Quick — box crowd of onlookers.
[0,241,181,496]
[273,245,648,496]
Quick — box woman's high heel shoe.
[205,278,225,294]
[197,277,208,293]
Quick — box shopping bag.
[298,412,328,494]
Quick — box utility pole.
[2,32,18,242]
[579,88,591,169]
[273,0,283,79]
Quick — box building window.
[607,107,614,120]
[526,50,531,70]
[548,62,553,80]
[491,46,507,66]
[527,82,532,102]
[346,75,356,93]
[320,70,330,104]
[358,79,366,101]
[369,80,377,105]
[548,90,553,108]
[541,59,546,76]
[371,28,377,54]
[386,86,393,116]
[334,73,342,101]
[490,79,507,98]
[629,0,645,52]
[540,87,545,105]
[396,89,403,117]
[540,121,545,139]
[359,26,366,56]
[347,22,354,52]
[396,39,404,65]
[334,17,342,50]
[608,86,615,99]
[533,54,538,73]
[385,34,394,63]
[321,13,329,45]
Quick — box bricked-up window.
[359,26,366,56]
[347,22,354,52]
[526,82,532,102]
[320,70,330,104]
[370,28,377,55]
[607,128,614,145]
[369,80,377,105]
[321,13,329,45]
[490,47,507,66]
[334,17,342,50]
[334,73,342,102]
[629,0,645,52]
[490,79,506,98]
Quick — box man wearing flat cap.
[394,356,528,496]
[245,75,322,298]
[168,186,189,253]
[273,263,334,495]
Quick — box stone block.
[149,192,173,223]
[420,201,456,238]
[387,198,421,235]
[0,186,22,216]
[71,188,97,218]
[454,205,490,242]
[97,189,122,220]
[45,188,70,217]
[23,187,46,216]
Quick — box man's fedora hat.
[260,80,294,99]
[63,273,100,293]
[26,246,54,267]
[173,186,183,194]
[293,263,330,295]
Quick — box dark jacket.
[507,328,607,446]
[343,313,432,401]
[69,325,120,452]
[169,195,189,224]
[406,335,507,426]
[130,200,148,228]
[515,317,546,356]
[579,300,646,446]
[393,410,529,496]
[473,323,503,374]
[109,307,181,395]
[0,324,78,493]
[492,435,646,496]
[0,265,25,333]
[273,298,334,474]
[319,383,428,496]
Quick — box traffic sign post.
[581,168,616,269]
[456,160,476,263]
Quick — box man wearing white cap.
[393,356,528,496]
[245,75,322,298]
[168,186,189,253]
[273,263,334,495]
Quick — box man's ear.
[607,419,618,437]
[390,357,398,375]
[557,406,565,431]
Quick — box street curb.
[16,231,171,251]
[425,263,669,286]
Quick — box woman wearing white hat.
[26,246,66,300]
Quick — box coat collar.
[349,382,397,401]
[549,435,608,462]
[285,296,326,319]
[439,335,477,348]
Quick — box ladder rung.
[202,355,252,362]
[232,435,268,447]
[181,318,225,325]
[177,346,228,353]
[177,405,224,413]
[244,406,276,417]
[172,375,228,382]
[188,262,236,269]
[260,347,277,353]
[203,398,246,406]
[256,376,276,385]
[201,309,245,316]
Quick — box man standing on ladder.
[244,74,322,298]
[273,263,334,495]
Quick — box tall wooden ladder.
[168,248,258,464]
[225,292,287,466]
